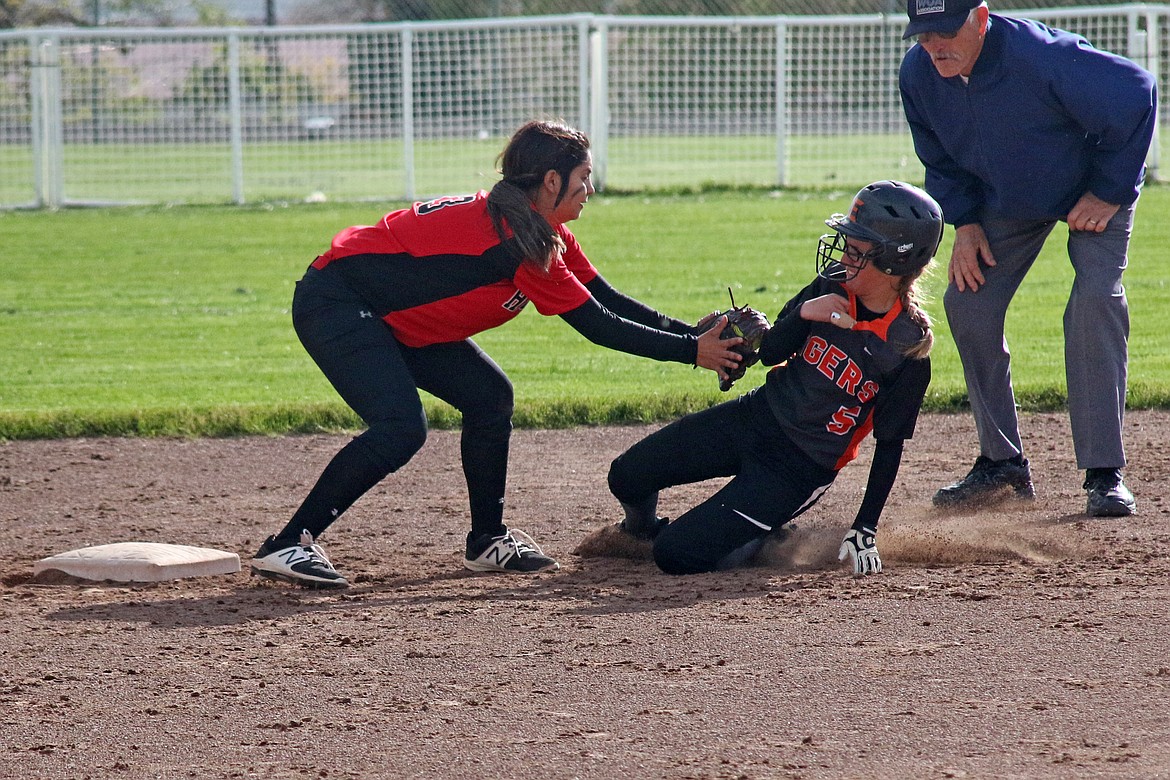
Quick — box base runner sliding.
[608,181,943,576]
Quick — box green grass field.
[2,186,1168,439]
[1,133,921,207]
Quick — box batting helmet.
[817,180,943,279]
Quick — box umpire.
[899,0,1156,516]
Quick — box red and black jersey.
[760,276,930,472]
[311,191,598,347]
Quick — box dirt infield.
[2,411,1169,780]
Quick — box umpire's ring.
[830,312,841,322]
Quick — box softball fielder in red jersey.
[608,181,943,576]
[250,120,744,588]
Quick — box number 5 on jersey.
[827,404,861,435]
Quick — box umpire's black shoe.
[1084,468,1136,517]
[933,455,1035,509]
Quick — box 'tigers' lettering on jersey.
[802,336,878,402]
[502,290,529,312]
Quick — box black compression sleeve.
[583,275,695,335]
[759,278,824,365]
[560,296,699,364]
[758,307,810,366]
[853,439,904,531]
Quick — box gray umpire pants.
[943,199,1135,470]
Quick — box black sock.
[274,438,393,544]
[620,494,660,533]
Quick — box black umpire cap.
[903,0,983,40]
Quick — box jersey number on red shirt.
[415,194,477,215]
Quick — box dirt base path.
[2,411,1168,779]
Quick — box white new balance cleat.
[251,530,349,589]
[464,527,560,573]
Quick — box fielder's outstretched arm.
[583,275,694,335]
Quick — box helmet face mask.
[816,231,883,282]
[817,181,944,280]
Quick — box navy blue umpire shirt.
[899,14,1157,227]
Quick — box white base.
[33,542,241,583]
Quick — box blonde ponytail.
[897,269,935,360]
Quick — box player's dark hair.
[487,120,590,270]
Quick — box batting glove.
[838,526,882,576]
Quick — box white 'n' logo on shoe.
[278,547,308,565]
[481,542,514,567]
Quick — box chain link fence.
[2,1,1145,27]
[1,5,1164,207]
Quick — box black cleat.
[1084,468,1136,517]
[464,527,559,573]
[250,530,349,589]
[933,456,1035,509]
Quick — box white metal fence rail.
[1,6,1164,208]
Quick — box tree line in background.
[1,0,1137,29]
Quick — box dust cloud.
[575,513,1098,573]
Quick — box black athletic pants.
[608,389,836,575]
[273,266,514,544]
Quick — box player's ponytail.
[897,269,934,360]
[487,120,589,270]
[487,178,563,271]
